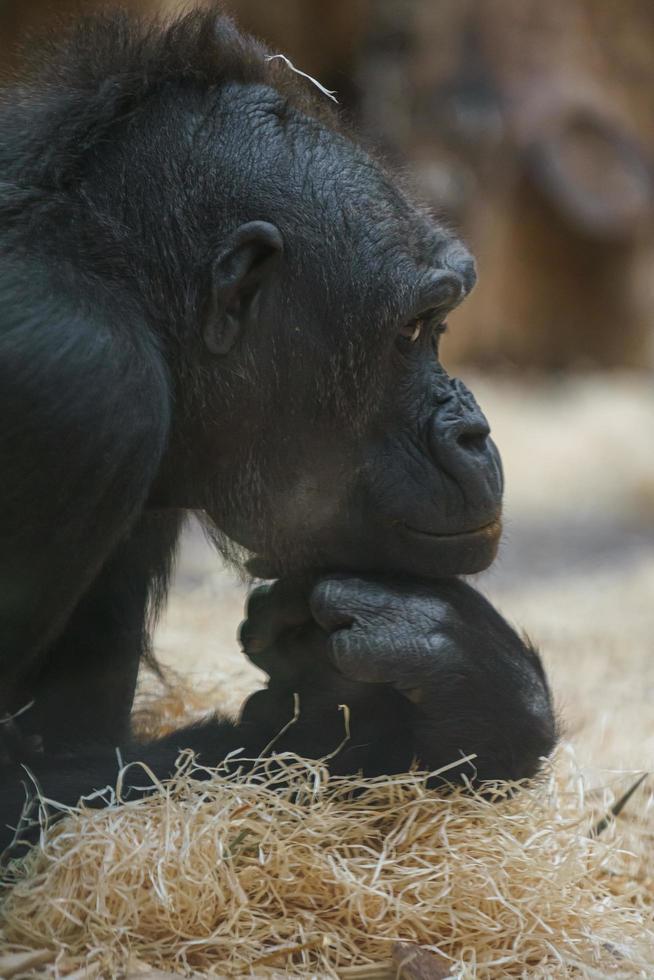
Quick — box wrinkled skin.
[0,9,554,853]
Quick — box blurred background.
[3,1,653,776]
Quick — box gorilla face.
[181,83,504,579]
[78,70,501,580]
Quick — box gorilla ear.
[204,221,283,355]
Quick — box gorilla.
[0,8,555,851]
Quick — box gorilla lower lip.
[400,518,502,540]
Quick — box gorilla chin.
[245,516,503,581]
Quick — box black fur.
[0,8,555,853]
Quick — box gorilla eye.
[399,318,425,344]
[396,311,445,352]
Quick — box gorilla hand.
[240,576,557,783]
[238,577,414,776]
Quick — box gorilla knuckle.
[244,584,273,620]
[309,578,348,623]
[238,618,262,656]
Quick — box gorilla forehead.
[199,82,440,297]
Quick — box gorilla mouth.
[400,518,502,541]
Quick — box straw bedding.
[0,738,652,979]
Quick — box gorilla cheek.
[323,431,505,577]
[227,468,359,572]
[275,476,347,540]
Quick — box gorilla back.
[0,10,503,754]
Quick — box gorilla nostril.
[456,425,489,453]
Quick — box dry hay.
[0,743,652,979]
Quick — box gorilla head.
[178,77,502,577]
[2,10,503,580]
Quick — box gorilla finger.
[326,629,452,687]
[251,575,315,621]
[310,575,397,632]
[244,622,330,682]
[239,688,293,731]
[325,629,397,684]
[239,578,312,656]
[242,642,290,680]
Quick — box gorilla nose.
[441,240,477,297]
[455,418,490,453]
[428,376,503,510]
